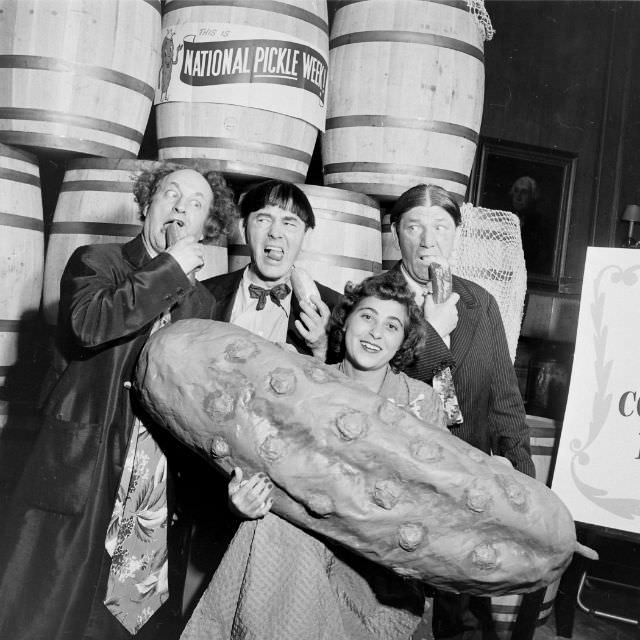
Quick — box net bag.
[450,205,526,363]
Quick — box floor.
[535,606,640,640]
[534,573,640,640]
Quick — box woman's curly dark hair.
[327,271,426,373]
[132,162,238,243]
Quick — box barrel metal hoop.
[298,184,379,209]
[332,182,464,205]
[323,162,469,186]
[329,31,484,63]
[0,108,144,144]
[158,136,312,163]
[65,159,159,172]
[0,320,24,331]
[0,55,155,101]
[0,144,38,165]
[158,157,306,182]
[313,209,381,231]
[0,132,138,159]
[141,0,162,14]
[49,221,142,237]
[335,0,468,12]
[325,115,479,143]
[60,180,138,194]
[0,167,41,188]
[163,0,329,35]
[0,211,44,231]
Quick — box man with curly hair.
[0,164,237,640]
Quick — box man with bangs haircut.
[187,180,341,617]
[203,179,340,357]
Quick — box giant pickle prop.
[136,319,585,595]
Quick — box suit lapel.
[208,269,245,322]
[450,276,480,367]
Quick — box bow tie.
[248,282,291,310]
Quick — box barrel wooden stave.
[323,0,484,201]
[0,0,160,157]
[158,0,327,182]
[228,185,381,294]
[0,143,43,386]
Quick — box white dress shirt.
[230,267,292,343]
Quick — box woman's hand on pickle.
[228,467,274,519]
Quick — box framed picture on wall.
[468,138,577,288]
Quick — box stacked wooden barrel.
[0,143,43,387]
[0,0,160,157]
[322,0,485,204]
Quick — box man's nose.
[267,222,283,237]
[420,228,435,247]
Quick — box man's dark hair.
[389,184,461,227]
[239,180,315,229]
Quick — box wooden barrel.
[156,0,328,183]
[323,0,485,202]
[0,143,43,388]
[490,579,560,638]
[0,0,160,158]
[42,159,228,326]
[527,414,561,487]
[228,185,381,293]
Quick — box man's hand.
[295,295,331,360]
[166,235,204,281]
[228,467,273,520]
[423,292,460,340]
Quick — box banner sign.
[551,247,640,535]
[156,23,327,131]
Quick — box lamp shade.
[622,204,640,222]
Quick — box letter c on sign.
[619,391,636,417]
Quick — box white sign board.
[552,247,640,534]
[155,23,327,131]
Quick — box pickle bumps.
[136,319,577,595]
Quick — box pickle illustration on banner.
[429,261,463,426]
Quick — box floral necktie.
[104,311,171,633]
[422,285,463,426]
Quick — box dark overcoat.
[0,235,216,640]
[393,264,534,476]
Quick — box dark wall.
[481,0,640,291]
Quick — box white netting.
[466,0,495,42]
[450,204,526,363]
